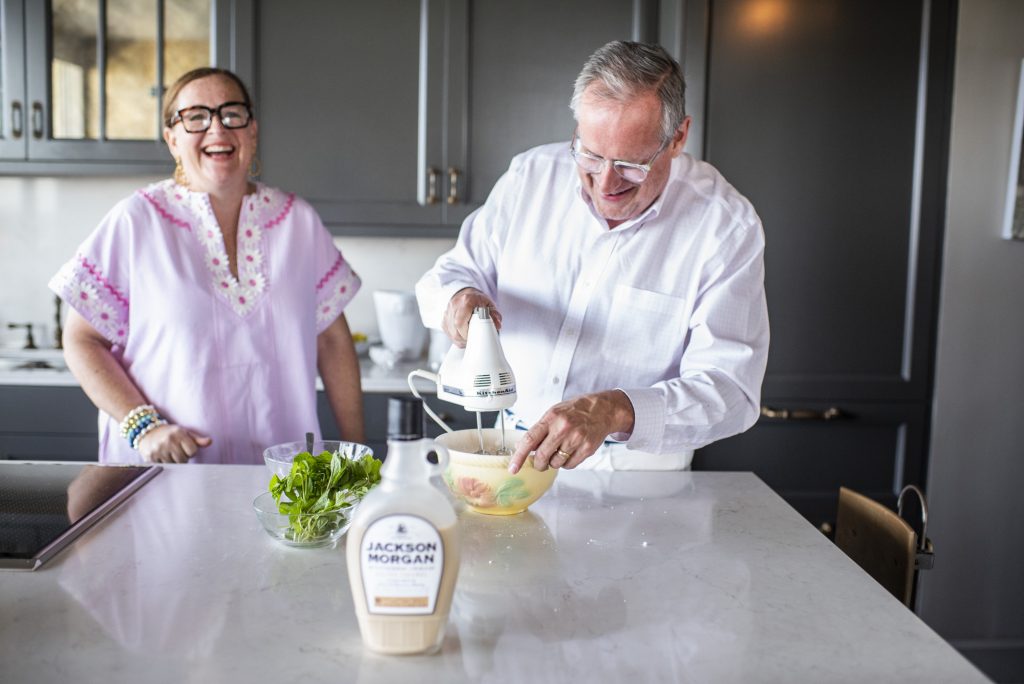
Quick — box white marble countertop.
[0,354,432,394]
[0,465,988,683]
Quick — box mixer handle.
[407,369,455,433]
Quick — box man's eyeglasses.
[170,102,253,133]
[569,131,670,184]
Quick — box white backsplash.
[333,236,453,339]
[0,176,453,349]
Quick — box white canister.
[373,290,428,360]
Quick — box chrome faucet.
[7,322,37,350]
[54,295,63,350]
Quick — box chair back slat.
[835,486,917,606]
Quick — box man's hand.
[508,390,635,473]
[443,288,502,348]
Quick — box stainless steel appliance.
[0,461,160,570]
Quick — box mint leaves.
[269,446,382,543]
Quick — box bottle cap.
[387,396,424,441]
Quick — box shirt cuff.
[617,387,667,452]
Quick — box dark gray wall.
[919,1,1024,681]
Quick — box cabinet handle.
[759,406,843,421]
[11,101,23,139]
[819,521,833,536]
[447,167,460,205]
[425,167,440,205]
[31,101,44,139]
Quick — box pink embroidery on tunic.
[139,191,192,232]
[315,255,359,332]
[79,256,129,308]
[142,182,291,318]
[49,254,130,344]
[264,193,295,230]
[316,253,344,291]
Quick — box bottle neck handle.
[381,438,449,481]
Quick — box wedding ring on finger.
[554,448,572,462]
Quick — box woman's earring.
[249,157,262,179]
[174,157,190,189]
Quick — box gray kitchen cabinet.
[0,0,254,174]
[688,0,956,529]
[0,385,99,461]
[257,0,656,236]
[318,390,494,461]
[0,0,26,160]
[0,385,475,463]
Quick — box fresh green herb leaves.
[268,445,381,543]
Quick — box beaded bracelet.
[119,404,156,438]
[131,418,168,450]
[119,404,167,450]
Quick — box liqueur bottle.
[346,396,460,654]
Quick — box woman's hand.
[508,390,635,473]
[136,424,212,463]
[443,288,501,348]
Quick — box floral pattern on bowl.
[436,429,557,515]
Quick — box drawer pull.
[447,167,460,204]
[424,167,440,205]
[11,101,23,139]
[31,101,44,139]
[760,406,843,421]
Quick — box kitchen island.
[0,465,987,683]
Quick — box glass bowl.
[252,491,357,548]
[263,440,375,479]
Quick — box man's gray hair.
[570,41,686,141]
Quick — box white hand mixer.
[407,307,516,454]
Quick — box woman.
[49,67,365,464]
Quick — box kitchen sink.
[0,349,68,373]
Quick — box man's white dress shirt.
[416,142,769,470]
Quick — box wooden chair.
[834,485,934,607]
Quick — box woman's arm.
[63,308,145,421]
[62,308,209,462]
[317,312,366,443]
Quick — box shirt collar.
[573,174,666,232]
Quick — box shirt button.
[552,376,560,384]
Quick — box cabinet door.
[25,0,213,164]
[0,385,99,461]
[443,0,642,225]
[692,0,953,403]
[0,0,26,159]
[0,434,98,461]
[693,402,928,531]
[687,0,955,524]
[259,0,653,235]
[14,0,247,168]
[319,391,497,461]
[257,0,443,232]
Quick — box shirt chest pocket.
[600,285,687,377]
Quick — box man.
[416,41,768,474]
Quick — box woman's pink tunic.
[49,180,361,464]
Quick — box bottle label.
[359,514,444,615]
